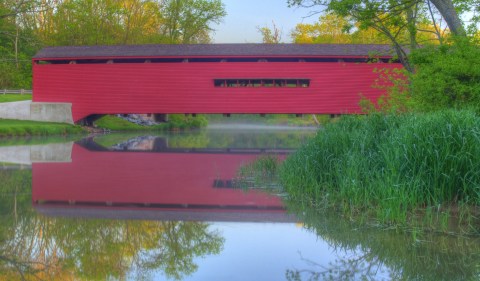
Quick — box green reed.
[236,154,282,190]
[280,110,480,235]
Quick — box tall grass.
[280,110,480,234]
[236,155,282,190]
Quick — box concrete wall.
[0,101,31,120]
[0,101,73,124]
[30,102,74,124]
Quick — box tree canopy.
[287,0,478,71]
[0,0,227,88]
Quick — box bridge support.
[154,114,169,122]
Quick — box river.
[0,126,479,280]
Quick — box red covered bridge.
[32,44,401,123]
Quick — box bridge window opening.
[251,80,262,87]
[299,79,310,87]
[263,79,274,87]
[286,79,298,87]
[238,79,250,87]
[274,79,285,87]
[214,79,310,88]
[226,79,238,87]
[214,79,226,87]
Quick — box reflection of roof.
[34,205,297,223]
[34,43,395,59]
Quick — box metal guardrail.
[2,89,32,95]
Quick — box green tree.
[0,0,227,88]
[257,21,283,43]
[0,1,39,88]
[287,0,475,71]
[290,13,390,44]
[160,0,227,43]
[409,38,480,111]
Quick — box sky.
[212,0,320,43]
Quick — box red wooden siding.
[32,144,283,210]
[32,61,402,122]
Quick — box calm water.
[0,127,479,281]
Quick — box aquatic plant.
[280,110,480,235]
[236,154,283,190]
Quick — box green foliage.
[237,155,282,190]
[360,67,415,114]
[409,38,480,111]
[207,114,318,126]
[94,115,146,131]
[0,119,85,136]
[168,114,208,130]
[161,0,227,44]
[280,110,480,235]
[0,0,227,88]
[0,1,38,88]
[36,0,226,46]
[0,94,31,103]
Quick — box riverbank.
[206,114,323,126]
[93,114,208,131]
[0,114,209,137]
[279,110,480,235]
[0,119,84,137]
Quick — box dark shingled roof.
[33,44,395,59]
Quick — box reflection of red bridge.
[32,44,402,123]
[33,144,291,222]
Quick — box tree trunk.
[15,18,19,69]
[429,0,466,36]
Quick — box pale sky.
[212,0,320,43]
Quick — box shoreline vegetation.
[93,114,208,131]
[0,113,319,137]
[242,110,480,236]
[0,119,84,137]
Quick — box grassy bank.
[0,94,32,103]
[94,114,208,131]
[0,119,85,137]
[279,110,480,235]
[206,114,323,126]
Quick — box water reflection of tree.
[285,200,480,281]
[0,170,224,281]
